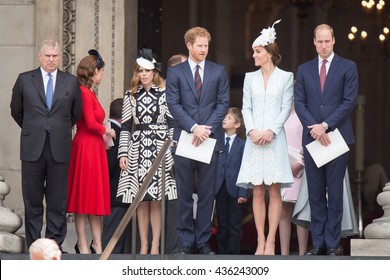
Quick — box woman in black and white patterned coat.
[116,49,177,254]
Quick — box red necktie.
[320,59,327,92]
[194,65,202,99]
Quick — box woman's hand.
[119,157,128,171]
[291,162,304,177]
[105,128,116,139]
[249,129,274,145]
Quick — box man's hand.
[308,124,331,146]
[192,125,212,147]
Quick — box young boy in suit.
[215,107,248,254]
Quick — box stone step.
[351,239,390,256]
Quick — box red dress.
[67,85,110,215]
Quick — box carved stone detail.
[63,0,76,74]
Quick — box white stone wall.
[0,0,36,216]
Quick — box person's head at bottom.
[29,238,62,260]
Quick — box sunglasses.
[88,49,104,69]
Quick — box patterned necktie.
[320,59,327,92]
[225,137,231,160]
[46,73,54,110]
[194,65,202,99]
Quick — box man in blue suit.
[294,24,358,256]
[166,26,230,255]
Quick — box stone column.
[351,182,390,256]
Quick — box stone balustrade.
[0,175,25,253]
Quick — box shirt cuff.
[190,124,198,133]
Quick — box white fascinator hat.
[136,48,162,72]
[252,19,282,48]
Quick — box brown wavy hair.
[76,55,105,88]
[129,62,165,95]
[264,43,282,66]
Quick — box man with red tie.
[294,24,358,256]
[166,27,230,255]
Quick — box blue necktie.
[46,73,54,110]
[225,137,231,161]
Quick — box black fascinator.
[136,48,162,73]
[88,49,105,69]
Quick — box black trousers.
[215,181,243,254]
[21,136,68,248]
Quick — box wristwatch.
[322,122,329,130]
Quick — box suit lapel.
[31,68,46,104]
[200,61,211,103]
[322,55,340,96]
[52,70,66,108]
[226,137,239,164]
[183,63,198,100]
[309,58,322,96]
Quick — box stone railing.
[0,175,25,253]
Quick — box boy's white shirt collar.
[224,133,236,143]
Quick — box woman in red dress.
[67,50,116,254]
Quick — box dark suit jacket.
[11,67,82,163]
[166,60,230,151]
[294,53,358,249]
[294,54,358,146]
[107,120,126,207]
[215,136,248,198]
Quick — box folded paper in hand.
[103,122,114,148]
[306,128,349,168]
[175,130,216,164]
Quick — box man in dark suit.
[215,107,248,255]
[294,24,358,256]
[166,27,230,255]
[10,39,82,250]
[102,98,129,253]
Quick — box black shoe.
[197,245,215,255]
[90,240,96,254]
[327,247,343,256]
[178,246,194,254]
[305,247,326,255]
[74,244,80,254]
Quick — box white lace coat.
[236,67,294,188]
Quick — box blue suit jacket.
[215,136,248,198]
[294,54,358,146]
[166,60,230,151]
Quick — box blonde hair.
[29,238,62,260]
[129,62,165,95]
